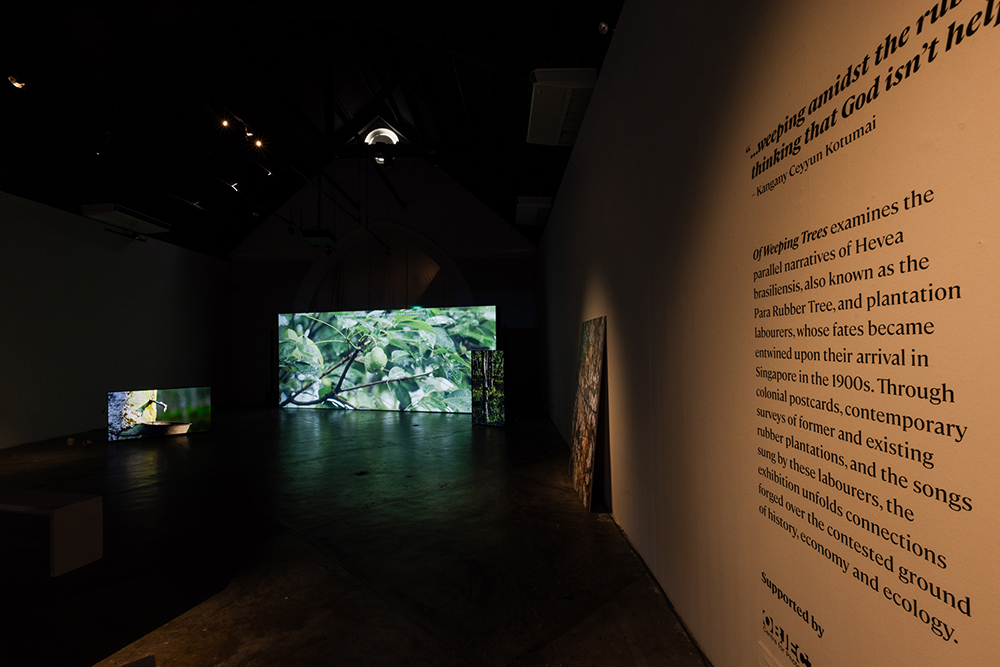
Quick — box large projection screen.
[278,306,496,412]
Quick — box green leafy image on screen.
[107,387,212,440]
[472,350,504,427]
[278,306,496,412]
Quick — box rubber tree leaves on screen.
[278,307,493,412]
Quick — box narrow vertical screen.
[278,306,496,413]
[472,350,505,426]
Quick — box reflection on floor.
[0,408,710,667]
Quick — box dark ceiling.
[1,2,622,257]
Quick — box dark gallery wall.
[0,193,232,449]
[544,1,999,665]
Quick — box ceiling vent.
[81,203,170,234]
[515,196,553,225]
[526,68,597,146]
[302,229,337,247]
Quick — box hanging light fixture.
[366,128,397,167]
[364,128,399,145]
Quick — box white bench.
[0,490,102,576]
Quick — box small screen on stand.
[107,386,211,440]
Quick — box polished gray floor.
[0,409,709,666]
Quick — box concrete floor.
[0,408,709,667]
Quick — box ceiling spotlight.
[222,119,229,127]
[255,139,262,147]
[96,132,111,156]
[8,76,25,89]
[168,193,205,211]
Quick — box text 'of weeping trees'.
[472,350,505,426]
[570,316,606,510]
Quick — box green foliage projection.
[278,306,496,413]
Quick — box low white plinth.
[0,489,103,576]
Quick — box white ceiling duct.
[515,196,553,225]
[526,68,597,146]
[81,203,170,235]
